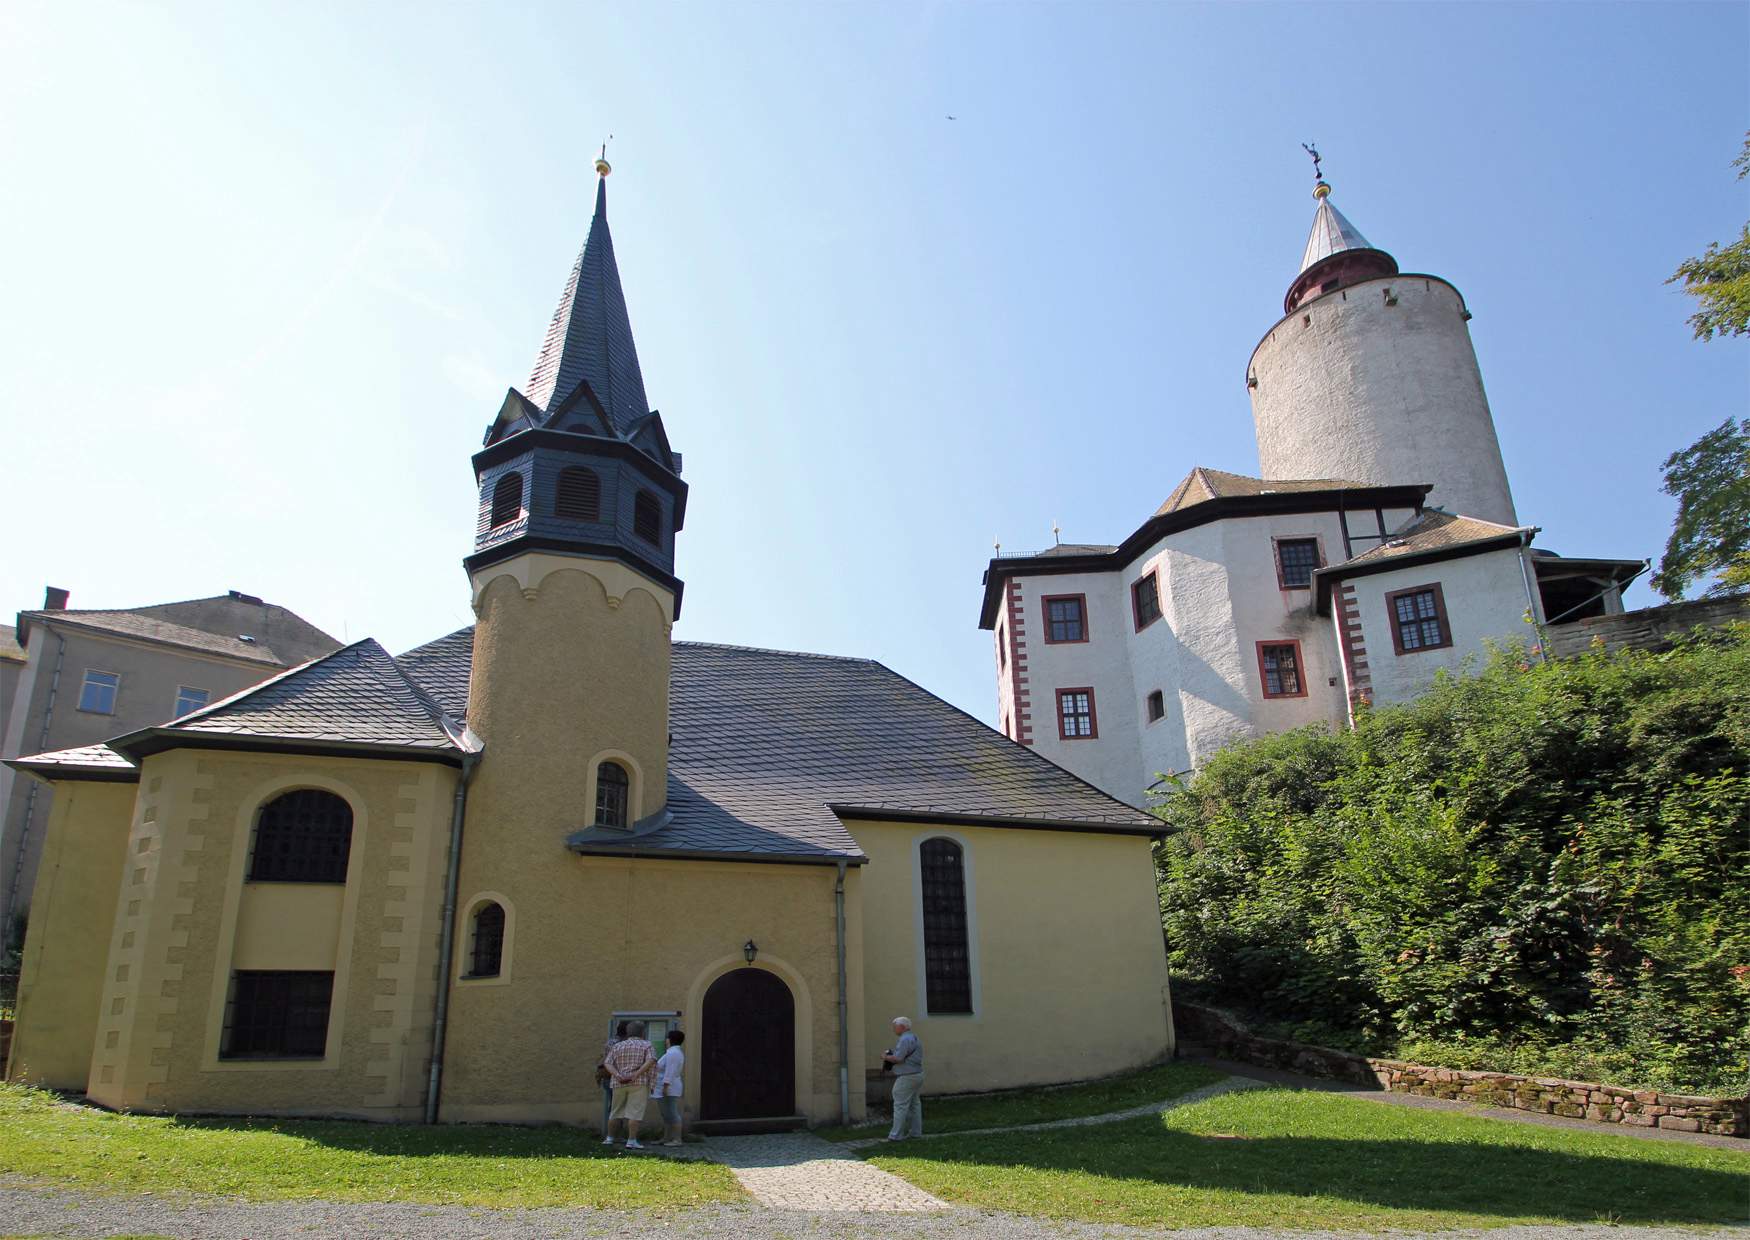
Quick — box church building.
[982,173,1642,804]
[4,160,1174,1127]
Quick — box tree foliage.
[1668,133,1750,341]
[1156,632,1750,1094]
[1653,417,1750,600]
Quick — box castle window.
[174,686,209,717]
[1274,538,1323,589]
[555,467,602,521]
[595,760,630,828]
[221,970,333,1059]
[633,490,662,544]
[77,669,120,714]
[1387,584,1452,654]
[1042,594,1087,644]
[1131,572,1161,631]
[248,789,353,884]
[1057,687,1098,739]
[467,902,505,978]
[1146,689,1165,722]
[919,838,972,1014]
[490,473,524,528]
[1258,641,1307,698]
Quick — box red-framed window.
[1056,687,1098,739]
[1131,571,1162,631]
[1256,640,1307,699]
[1042,594,1088,644]
[1273,537,1324,589]
[1386,583,1453,654]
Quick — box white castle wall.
[1248,276,1518,527]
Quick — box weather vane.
[1301,142,1331,198]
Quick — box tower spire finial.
[595,134,613,178]
[1302,142,1331,199]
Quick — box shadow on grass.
[879,1112,1748,1227]
[163,1112,620,1160]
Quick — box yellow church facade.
[6,167,1173,1129]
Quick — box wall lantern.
[743,939,759,964]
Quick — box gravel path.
[682,1130,949,1210]
[0,1183,1728,1240]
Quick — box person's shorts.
[610,1085,649,1122]
[657,1095,681,1125]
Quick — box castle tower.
[462,160,686,838]
[1246,178,1518,526]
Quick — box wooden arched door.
[701,967,796,1119]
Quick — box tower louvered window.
[555,467,601,521]
[596,761,630,828]
[249,789,353,884]
[469,902,505,977]
[490,473,524,528]
[633,490,662,544]
[920,838,972,1014]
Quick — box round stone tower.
[1246,181,1518,527]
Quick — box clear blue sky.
[3,1,1745,725]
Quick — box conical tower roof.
[1299,195,1375,273]
[1283,183,1397,313]
[524,175,650,435]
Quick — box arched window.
[249,789,353,884]
[632,490,662,544]
[920,838,972,1014]
[468,901,505,977]
[596,760,630,828]
[554,467,601,521]
[489,473,524,528]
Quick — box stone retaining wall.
[1174,1001,1746,1137]
[1543,595,1748,659]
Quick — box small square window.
[1258,641,1306,698]
[1042,594,1087,644]
[1146,690,1165,723]
[1057,688,1098,739]
[1387,584,1452,654]
[1131,573,1161,631]
[1275,538,1322,589]
[174,686,209,718]
[78,670,120,715]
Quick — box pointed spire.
[1299,194,1376,274]
[524,165,651,435]
[1282,175,1398,314]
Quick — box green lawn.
[817,1060,1227,1142]
[0,1083,741,1208]
[868,1086,1750,1231]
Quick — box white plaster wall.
[1249,276,1518,527]
[1351,545,1542,706]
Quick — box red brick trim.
[1336,582,1371,717]
[1055,686,1099,740]
[1256,639,1309,699]
[1005,580,1033,745]
[1272,535,1327,590]
[1131,570,1162,632]
[1040,593,1090,644]
[1385,582,1454,655]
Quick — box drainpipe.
[5,631,66,933]
[1516,530,1548,664]
[425,747,481,1124]
[834,860,850,1126]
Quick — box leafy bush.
[1156,628,1750,1096]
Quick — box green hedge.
[1156,627,1750,1095]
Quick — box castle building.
[982,178,1641,804]
[5,164,1173,1127]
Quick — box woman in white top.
[651,1029,687,1147]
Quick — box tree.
[1652,417,1750,600]
[1667,133,1750,341]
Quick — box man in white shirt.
[651,1028,687,1147]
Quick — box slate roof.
[1155,467,1371,516]
[1033,543,1118,558]
[14,608,286,666]
[1300,195,1377,273]
[1336,509,1530,568]
[12,595,339,668]
[7,742,136,778]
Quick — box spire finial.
[1051,520,1061,546]
[1302,142,1331,199]
[595,135,613,178]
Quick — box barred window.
[1057,687,1097,739]
[920,838,972,1014]
[596,761,630,828]
[1258,642,1304,698]
[1388,585,1451,653]
[1043,595,1086,643]
[249,789,353,883]
[633,490,662,544]
[468,902,505,978]
[221,970,333,1059]
[555,467,601,521]
[1275,538,1322,589]
[1132,573,1161,630]
[490,473,524,528]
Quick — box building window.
[1057,687,1098,739]
[555,466,602,521]
[221,970,334,1059]
[1275,538,1322,589]
[489,473,524,528]
[1132,572,1161,631]
[248,789,353,884]
[1387,584,1452,654]
[997,626,1006,670]
[1257,641,1307,698]
[1146,689,1165,722]
[1042,594,1087,644]
[595,760,630,828]
[173,686,209,717]
[919,838,972,1014]
[77,670,120,714]
[468,902,505,978]
[633,490,662,544]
